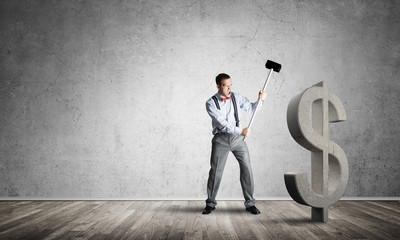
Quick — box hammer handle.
[243,68,274,141]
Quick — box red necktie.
[221,96,231,102]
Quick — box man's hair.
[216,73,230,86]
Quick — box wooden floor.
[0,200,399,240]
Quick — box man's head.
[216,73,232,98]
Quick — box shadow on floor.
[177,206,248,214]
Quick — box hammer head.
[265,60,282,73]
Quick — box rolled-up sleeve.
[237,93,263,115]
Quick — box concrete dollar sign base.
[285,81,349,222]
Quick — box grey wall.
[1,0,399,198]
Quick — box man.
[203,73,266,215]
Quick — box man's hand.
[259,90,266,102]
[241,128,251,137]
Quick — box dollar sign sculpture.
[285,81,348,222]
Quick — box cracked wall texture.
[1,0,399,198]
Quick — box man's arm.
[239,91,266,115]
[206,101,242,135]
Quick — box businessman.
[203,73,266,215]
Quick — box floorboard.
[0,200,398,240]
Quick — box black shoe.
[246,206,261,215]
[202,206,215,214]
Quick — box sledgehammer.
[244,60,282,141]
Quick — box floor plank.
[0,200,399,240]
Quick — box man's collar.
[216,92,232,100]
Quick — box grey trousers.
[206,132,256,208]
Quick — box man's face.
[217,78,232,98]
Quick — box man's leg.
[206,134,230,208]
[231,136,256,208]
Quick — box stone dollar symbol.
[285,81,349,222]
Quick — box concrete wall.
[1,0,399,198]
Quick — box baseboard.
[0,197,399,201]
[340,197,400,201]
